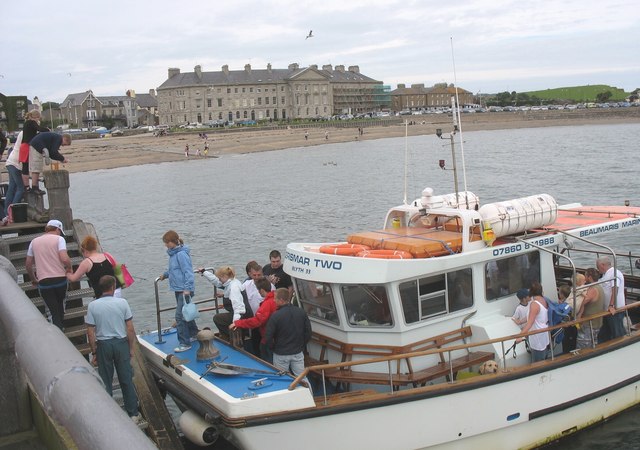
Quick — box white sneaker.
[131,414,142,425]
[174,344,192,353]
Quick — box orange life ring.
[356,249,414,259]
[319,244,371,256]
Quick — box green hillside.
[523,85,628,102]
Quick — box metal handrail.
[0,266,155,449]
[289,301,640,393]
[154,268,218,344]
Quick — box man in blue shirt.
[86,275,140,423]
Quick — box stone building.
[60,90,158,128]
[156,63,388,125]
[391,83,474,111]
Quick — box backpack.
[545,296,572,345]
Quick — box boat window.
[341,285,392,327]
[485,252,541,301]
[294,279,339,325]
[448,268,474,312]
[400,269,474,323]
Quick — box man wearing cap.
[25,220,72,329]
[511,289,530,329]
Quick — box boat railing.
[290,301,640,402]
[153,269,220,344]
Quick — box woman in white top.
[517,282,549,363]
[200,266,246,342]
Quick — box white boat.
[137,124,640,449]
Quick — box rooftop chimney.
[397,83,406,89]
[267,63,272,72]
[222,65,229,75]
[244,64,251,73]
[194,65,202,80]
[168,68,180,78]
[322,64,333,71]
[288,63,299,70]
[309,64,318,70]
[348,65,360,73]
[335,65,345,73]
[149,89,156,97]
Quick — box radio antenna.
[450,37,470,209]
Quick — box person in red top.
[230,277,277,363]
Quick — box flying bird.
[306,30,313,39]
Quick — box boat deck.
[139,329,295,398]
[550,205,640,231]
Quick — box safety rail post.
[154,277,164,344]
[447,350,454,382]
[500,341,506,370]
[388,360,394,393]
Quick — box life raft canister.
[356,249,414,259]
[319,244,371,256]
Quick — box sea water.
[69,122,640,449]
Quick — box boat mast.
[403,120,409,205]
[450,37,470,208]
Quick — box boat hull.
[140,328,640,449]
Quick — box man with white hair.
[596,256,626,342]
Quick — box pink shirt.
[27,233,67,280]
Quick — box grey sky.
[2,0,638,103]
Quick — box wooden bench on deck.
[310,326,494,390]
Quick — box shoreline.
[56,110,640,173]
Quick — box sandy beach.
[53,108,639,173]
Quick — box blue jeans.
[97,337,138,417]
[531,348,548,363]
[273,352,306,377]
[175,292,199,346]
[599,313,626,343]
[4,164,24,218]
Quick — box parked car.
[109,128,124,136]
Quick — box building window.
[266,109,270,117]
[217,98,223,107]
[243,111,248,118]
[257,88,261,93]
[242,87,246,93]
[258,97,262,105]
[281,97,285,105]
[304,85,308,91]
[236,111,240,119]
[207,99,212,108]
[281,86,285,92]
[273,96,277,104]
[249,87,254,93]
[227,88,231,94]
[219,112,223,120]
[234,88,238,93]
[265,97,269,105]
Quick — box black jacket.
[264,303,311,355]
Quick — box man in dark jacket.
[264,288,311,377]
[28,132,71,194]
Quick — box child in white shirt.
[512,288,530,329]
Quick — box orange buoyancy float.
[319,244,372,256]
[356,249,414,259]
